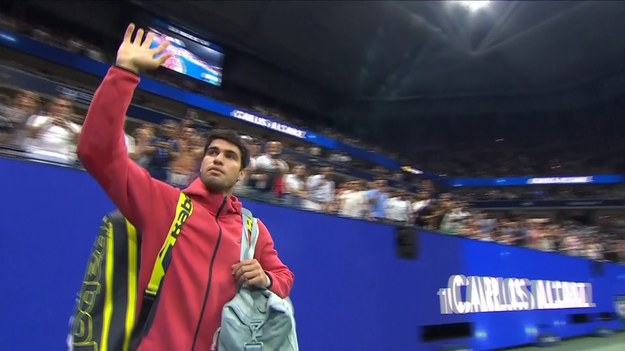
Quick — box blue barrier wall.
[1,157,625,351]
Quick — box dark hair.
[204,129,250,170]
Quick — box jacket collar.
[183,178,242,217]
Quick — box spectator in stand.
[561,231,583,256]
[233,136,259,196]
[145,119,180,182]
[131,123,155,167]
[338,180,368,219]
[366,178,389,221]
[537,225,556,252]
[24,95,81,164]
[525,221,542,250]
[252,141,289,201]
[0,89,40,147]
[386,190,412,224]
[304,166,335,212]
[427,193,453,230]
[440,200,471,234]
[167,135,200,188]
[283,164,308,208]
[412,189,432,222]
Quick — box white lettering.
[440,275,594,315]
[230,110,307,139]
[448,275,468,314]
[527,176,593,185]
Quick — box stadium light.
[449,0,491,12]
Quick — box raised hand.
[115,23,171,74]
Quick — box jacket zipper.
[190,197,228,351]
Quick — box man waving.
[77,24,294,351]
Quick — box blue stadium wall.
[1,157,625,351]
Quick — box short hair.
[204,129,250,170]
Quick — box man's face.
[294,165,306,176]
[160,121,177,137]
[266,141,282,156]
[182,127,195,140]
[16,92,38,111]
[321,167,333,178]
[375,179,387,190]
[200,139,245,194]
[50,97,72,118]
[246,143,260,157]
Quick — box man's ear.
[238,169,246,182]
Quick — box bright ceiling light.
[450,0,491,12]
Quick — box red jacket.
[77,66,294,351]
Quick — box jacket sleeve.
[255,219,294,298]
[77,66,178,232]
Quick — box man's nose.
[213,153,224,164]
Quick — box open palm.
[116,23,171,73]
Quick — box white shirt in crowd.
[284,174,305,195]
[339,190,367,218]
[303,174,335,211]
[254,154,289,172]
[412,199,431,214]
[26,115,81,163]
[253,154,288,189]
[386,196,411,222]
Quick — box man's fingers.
[156,53,171,66]
[133,28,145,46]
[234,264,256,279]
[232,259,256,271]
[238,272,255,285]
[239,272,262,286]
[151,40,170,56]
[123,23,135,43]
[142,32,154,49]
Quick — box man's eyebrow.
[208,146,240,157]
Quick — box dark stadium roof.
[137,1,625,99]
[22,0,625,142]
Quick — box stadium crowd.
[1,13,624,263]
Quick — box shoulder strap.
[146,192,193,295]
[240,207,259,261]
[130,192,193,350]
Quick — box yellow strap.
[146,193,193,296]
[101,218,115,351]
[122,220,139,351]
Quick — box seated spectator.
[24,95,81,163]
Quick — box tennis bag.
[67,192,193,351]
[211,208,299,351]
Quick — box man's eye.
[208,149,218,156]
